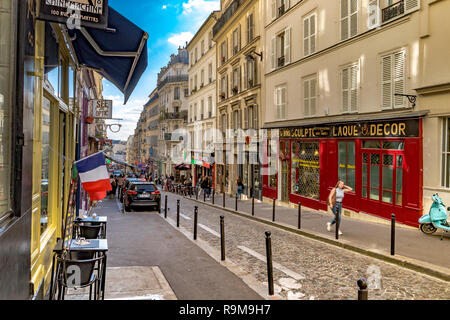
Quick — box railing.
[157,75,189,89]
[159,110,188,121]
[278,4,285,17]
[164,133,172,141]
[213,0,244,37]
[382,0,404,23]
[278,56,285,68]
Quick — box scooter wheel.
[420,223,437,235]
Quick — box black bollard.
[204,188,206,202]
[235,194,238,211]
[164,195,168,218]
[335,207,340,240]
[196,186,198,200]
[298,201,302,230]
[223,189,226,208]
[176,200,180,228]
[193,206,198,240]
[252,196,255,216]
[357,278,368,300]
[220,216,225,261]
[272,198,276,222]
[212,189,215,205]
[391,214,395,256]
[265,231,274,296]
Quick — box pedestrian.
[236,177,244,199]
[327,180,353,235]
[117,174,124,198]
[110,175,117,199]
[206,176,212,199]
[201,175,209,198]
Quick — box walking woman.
[327,180,353,235]
[236,177,244,199]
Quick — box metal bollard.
[391,214,395,255]
[298,201,302,230]
[220,216,225,261]
[223,190,226,208]
[204,189,206,202]
[176,200,180,228]
[196,187,199,200]
[235,194,238,211]
[193,206,198,240]
[252,196,255,216]
[164,195,168,218]
[357,278,368,300]
[265,231,274,296]
[212,189,215,205]
[335,207,340,240]
[272,199,276,222]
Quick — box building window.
[303,13,316,56]
[208,31,213,49]
[341,0,358,40]
[201,40,205,56]
[221,41,227,65]
[291,141,320,200]
[271,28,291,70]
[220,75,228,99]
[232,26,241,55]
[208,63,213,83]
[174,87,180,100]
[247,13,254,43]
[442,118,450,188]
[382,50,405,109]
[200,100,204,120]
[246,105,258,130]
[338,141,356,190]
[232,67,240,95]
[41,97,52,235]
[208,96,213,118]
[342,64,359,112]
[303,76,317,117]
[268,141,277,188]
[275,86,286,120]
[246,58,256,88]
[271,0,290,20]
[201,69,204,87]
[232,109,241,130]
[0,0,15,224]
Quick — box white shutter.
[382,55,393,109]
[350,65,358,112]
[284,27,291,64]
[271,0,276,20]
[341,0,349,40]
[274,89,279,119]
[368,0,379,29]
[285,0,290,10]
[393,51,405,108]
[310,79,316,116]
[304,80,310,116]
[244,62,248,90]
[404,0,420,14]
[271,37,276,70]
[281,87,286,119]
[225,74,228,98]
[350,0,358,37]
[238,65,242,92]
[310,15,316,54]
[238,24,241,51]
[303,18,309,56]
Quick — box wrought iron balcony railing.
[382,0,404,23]
[278,4,285,17]
[278,56,285,68]
[213,0,244,37]
[157,75,189,89]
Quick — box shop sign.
[279,119,419,139]
[37,0,109,30]
[92,99,113,119]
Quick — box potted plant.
[85,116,94,124]
[220,92,226,100]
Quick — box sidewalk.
[181,190,450,281]
[91,197,262,300]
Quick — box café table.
[49,238,108,300]
[76,216,108,239]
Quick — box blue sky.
[104,0,220,140]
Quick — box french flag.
[75,152,112,201]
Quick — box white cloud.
[162,5,167,9]
[168,32,194,47]
[182,0,220,15]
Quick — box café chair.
[76,223,103,239]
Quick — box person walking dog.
[327,180,353,235]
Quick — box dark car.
[119,178,144,202]
[123,182,160,212]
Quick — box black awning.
[68,6,148,104]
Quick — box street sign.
[92,99,113,119]
[37,0,109,30]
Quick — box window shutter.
[238,24,241,51]
[303,18,309,56]
[310,15,316,54]
[271,0,276,20]
[225,74,228,98]
[281,87,287,119]
[350,0,358,37]
[244,107,248,129]
[404,0,420,14]
[382,55,393,109]
[310,79,316,116]
[368,0,379,29]
[341,0,349,40]
[238,65,242,91]
[244,62,248,90]
[274,89,279,119]
[284,27,291,64]
[393,51,405,108]
[304,80,310,116]
[271,37,276,70]
[350,65,358,112]
[285,0,290,10]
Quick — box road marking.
[237,246,305,280]
[180,213,191,220]
[199,224,220,238]
[115,198,122,212]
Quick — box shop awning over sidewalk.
[103,153,135,168]
[68,6,148,104]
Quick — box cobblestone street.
[157,192,450,300]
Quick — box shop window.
[441,118,450,188]
[268,141,277,188]
[41,97,52,235]
[0,0,14,225]
[338,141,355,190]
[291,141,320,200]
[362,140,381,149]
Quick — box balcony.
[278,4,285,17]
[157,75,189,89]
[278,56,285,68]
[213,0,244,37]
[159,110,188,121]
[382,0,404,23]
[164,133,172,141]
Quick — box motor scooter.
[419,193,450,239]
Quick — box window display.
[291,141,320,200]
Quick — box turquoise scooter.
[419,194,450,239]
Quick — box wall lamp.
[394,94,417,108]
[246,50,263,61]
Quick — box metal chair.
[55,254,105,300]
[76,223,103,239]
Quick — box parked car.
[123,182,160,212]
[119,178,142,202]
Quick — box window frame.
[442,118,450,189]
[303,75,317,117]
[303,12,317,57]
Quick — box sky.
[104,0,220,141]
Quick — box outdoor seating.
[75,223,103,239]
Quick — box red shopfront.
[263,117,423,227]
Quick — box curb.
[178,194,450,283]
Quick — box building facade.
[145,89,160,179]
[187,12,219,187]
[262,0,431,227]
[213,0,264,198]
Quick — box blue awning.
[68,6,148,104]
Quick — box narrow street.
[152,191,449,300]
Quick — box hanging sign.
[37,0,109,30]
[92,99,113,119]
